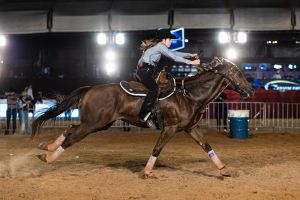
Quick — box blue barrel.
[228,110,249,139]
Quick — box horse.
[32,57,254,178]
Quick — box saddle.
[120,71,176,100]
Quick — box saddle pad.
[119,78,176,101]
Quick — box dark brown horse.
[32,57,254,177]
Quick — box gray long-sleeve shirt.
[138,42,192,66]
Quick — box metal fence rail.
[1,101,300,134]
[204,102,300,131]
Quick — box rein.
[206,61,244,94]
[178,60,236,102]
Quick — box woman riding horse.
[137,29,200,128]
[32,58,254,178]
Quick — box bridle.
[178,58,249,103]
[206,59,246,95]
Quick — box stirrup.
[143,112,152,121]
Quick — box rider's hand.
[190,59,200,65]
[191,53,199,59]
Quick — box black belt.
[138,63,157,73]
[139,63,156,68]
[139,63,159,76]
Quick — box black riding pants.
[137,66,159,118]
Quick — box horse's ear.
[212,57,222,66]
[221,58,236,67]
[213,56,219,60]
[212,57,222,65]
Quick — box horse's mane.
[182,57,247,97]
[183,57,223,84]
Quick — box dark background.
[1,0,300,94]
[1,30,300,94]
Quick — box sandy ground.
[0,128,299,200]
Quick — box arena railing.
[0,101,299,133]
[204,102,300,132]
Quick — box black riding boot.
[139,101,154,120]
[137,67,158,129]
[139,101,157,129]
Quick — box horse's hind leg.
[144,125,177,178]
[38,124,79,152]
[37,124,96,163]
[186,127,230,177]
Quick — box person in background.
[64,109,72,121]
[215,93,228,133]
[136,29,200,128]
[5,89,18,135]
[25,84,34,100]
[18,91,32,134]
[34,91,43,104]
[272,70,282,79]
[25,84,35,115]
[123,121,131,132]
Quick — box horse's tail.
[31,86,92,139]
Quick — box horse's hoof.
[143,171,157,179]
[220,167,231,177]
[37,142,48,151]
[143,171,152,179]
[36,154,47,163]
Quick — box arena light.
[226,48,238,60]
[0,35,6,47]
[237,32,247,43]
[104,61,117,76]
[97,33,107,45]
[104,49,117,60]
[115,33,125,45]
[274,64,282,69]
[218,32,230,44]
[288,64,297,70]
[266,40,277,44]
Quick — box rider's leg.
[137,68,158,121]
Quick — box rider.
[137,29,201,128]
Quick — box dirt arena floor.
[0,128,299,200]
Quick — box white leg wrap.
[54,134,66,146]
[48,134,66,151]
[208,150,225,170]
[144,155,157,173]
[47,146,65,163]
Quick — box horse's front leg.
[144,125,177,178]
[186,127,230,177]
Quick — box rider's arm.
[158,43,191,64]
[173,51,192,58]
